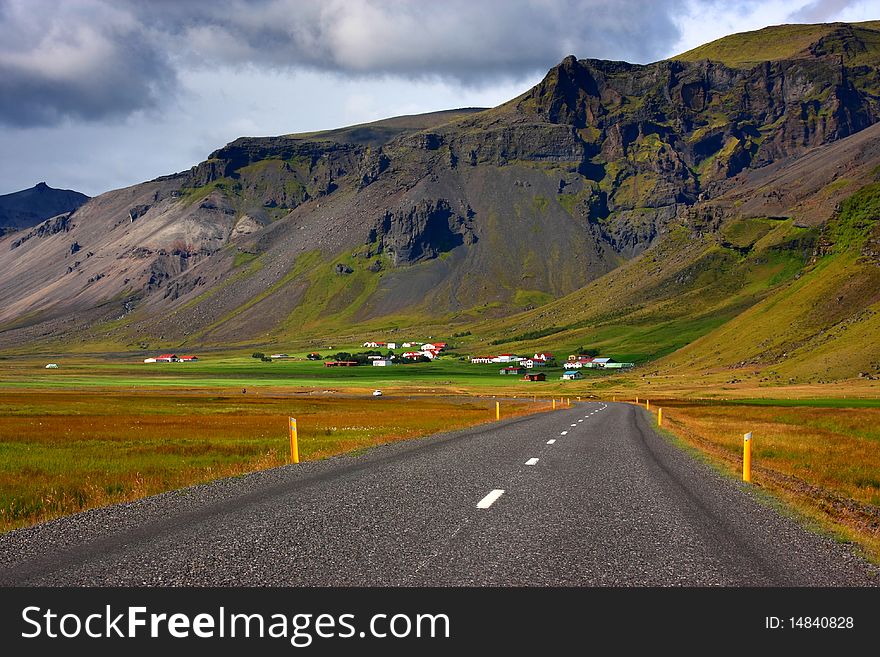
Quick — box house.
[179,356,199,362]
[561,371,583,380]
[156,354,178,362]
[590,358,613,368]
[401,351,423,360]
[402,342,413,348]
[324,361,359,367]
[494,353,518,363]
[522,372,546,381]
[565,361,582,369]
[470,356,494,364]
[372,358,394,367]
[500,366,526,375]
[534,352,553,361]
[363,341,380,348]
[420,350,439,360]
[386,342,397,350]
[367,355,383,360]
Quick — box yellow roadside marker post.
[658,407,663,427]
[289,417,299,464]
[743,432,752,482]
[552,399,556,410]
[646,399,650,411]
[496,401,500,421]
[636,396,639,404]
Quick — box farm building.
[372,359,394,367]
[179,356,199,362]
[534,352,553,361]
[401,351,423,360]
[500,366,526,375]
[494,354,520,363]
[324,361,359,367]
[143,358,157,363]
[156,354,178,362]
[522,372,546,381]
[402,342,413,348]
[270,353,289,359]
[387,342,397,349]
[561,371,583,380]
[470,356,494,364]
[522,358,548,368]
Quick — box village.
[139,341,633,381]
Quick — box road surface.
[0,402,875,586]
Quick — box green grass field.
[0,354,614,392]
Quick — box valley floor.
[1,353,878,564]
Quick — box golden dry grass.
[646,401,880,561]
[0,389,545,532]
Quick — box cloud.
[0,0,176,127]
[0,0,684,128]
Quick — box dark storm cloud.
[0,0,176,126]
[0,0,685,128]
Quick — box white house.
[363,341,380,348]
[534,352,553,361]
[402,342,413,348]
[372,358,394,366]
[561,371,583,380]
[494,354,518,363]
[387,342,397,350]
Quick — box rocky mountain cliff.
[0,183,89,236]
[1,21,878,360]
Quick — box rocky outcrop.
[369,199,477,265]
[10,212,73,249]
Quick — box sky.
[0,0,877,197]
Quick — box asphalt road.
[0,402,876,586]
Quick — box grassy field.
[0,388,546,532]
[0,353,612,393]
[641,400,880,562]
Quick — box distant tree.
[252,352,265,359]
[334,352,353,361]
[576,347,600,357]
[261,356,272,362]
[386,350,395,359]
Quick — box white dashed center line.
[525,458,539,466]
[571,424,577,427]
[547,439,556,444]
[477,489,505,509]
[578,419,583,423]
[560,431,568,435]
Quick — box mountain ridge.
[0,182,89,236]
[1,20,879,382]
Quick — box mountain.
[0,182,89,235]
[0,21,879,383]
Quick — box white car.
[372,390,383,397]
